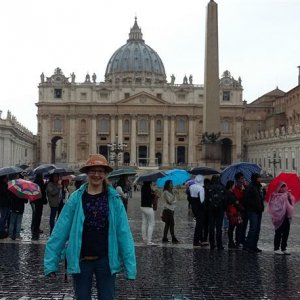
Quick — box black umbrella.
[48,168,74,177]
[75,174,88,182]
[136,171,166,183]
[107,168,137,179]
[0,166,23,177]
[16,164,30,170]
[188,166,220,176]
[33,164,57,175]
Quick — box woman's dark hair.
[141,181,152,193]
[163,180,172,191]
[226,180,234,190]
[234,172,244,181]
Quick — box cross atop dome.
[128,17,144,42]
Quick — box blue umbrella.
[220,162,261,186]
[156,169,191,188]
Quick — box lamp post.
[107,142,127,169]
[269,152,281,177]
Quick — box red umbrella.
[265,173,300,202]
[8,179,41,202]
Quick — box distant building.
[36,18,244,170]
[244,68,300,176]
[0,110,36,168]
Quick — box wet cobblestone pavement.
[1,190,300,299]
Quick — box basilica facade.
[36,19,244,170]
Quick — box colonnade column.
[40,115,49,163]
[170,116,175,166]
[110,115,116,143]
[90,115,97,154]
[68,116,76,164]
[149,116,156,167]
[130,116,137,166]
[162,117,169,166]
[188,117,195,166]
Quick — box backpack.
[206,185,225,211]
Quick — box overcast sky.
[1,0,299,133]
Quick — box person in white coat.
[189,175,205,246]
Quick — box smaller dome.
[105,18,166,84]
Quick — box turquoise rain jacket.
[44,183,136,279]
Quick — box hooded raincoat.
[268,181,295,230]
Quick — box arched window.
[156,120,162,133]
[177,118,186,133]
[138,118,148,133]
[176,146,186,164]
[99,118,109,133]
[124,119,130,134]
[53,119,62,132]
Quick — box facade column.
[3,137,11,166]
[68,116,76,164]
[117,116,123,164]
[170,116,175,166]
[130,116,137,166]
[40,115,49,163]
[235,117,242,161]
[110,115,116,143]
[149,116,156,166]
[188,117,195,166]
[90,115,97,154]
[162,117,169,167]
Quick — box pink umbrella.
[8,179,41,202]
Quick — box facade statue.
[288,126,293,135]
[85,73,91,83]
[281,126,286,135]
[183,75,188,84]
[295,123,300,133]
[70,72,76,83]
[189,75,193,84]
[275,128,280,137]
[92,73,97,83]
[40,72,45,83]
[170,74,175,85]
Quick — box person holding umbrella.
[31,173,47,240]
[0,175,10,238]
[243,173,264,253]
[268,182,295,255]
[161,180,179,244]
[140,181,157,245]
[44,154,136,299]
[46,173,62,234]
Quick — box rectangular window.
[156,93,162,99]
[124,93,130,99]
[286,158,288,169]
[178,138,185,142]
[54,89,62,99]
[100,92,108,100]
[80,92,87,100]
[156,137,161,141]
[292,158,296,170]
[124,137,130,141]
[223,91,230,101]
[100,137,107,141]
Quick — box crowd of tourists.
[0,154,297,299]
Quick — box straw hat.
[79,154,113,173]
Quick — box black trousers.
[274,217,290,251]
[208,210,224,249]
[190,198,207,243]
[163,209,175,239]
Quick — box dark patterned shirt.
[80,190,109,259]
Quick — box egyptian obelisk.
[202,0,221,165]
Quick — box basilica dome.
[105,18,166,84]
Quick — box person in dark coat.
[31,173,47,240]
[206,175,226,250]
[8,191,28,240]
[243,173,264,253]
[0,175,10,238]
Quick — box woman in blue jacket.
[44,154,136,300]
